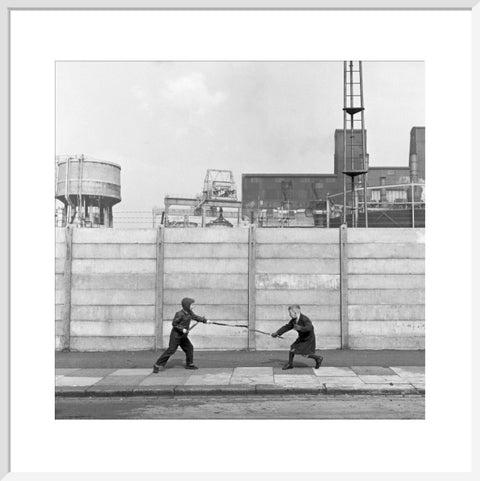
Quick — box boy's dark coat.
[275,313,316,356]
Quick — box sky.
[56,61,424,213]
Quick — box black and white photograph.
[53,60,426,420]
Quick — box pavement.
[55,350,425,397]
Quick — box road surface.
[56,394,424,419]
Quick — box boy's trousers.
[155,330,194,366]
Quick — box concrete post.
[411,182,415,228]
[154,226,165,350]
[339,224,349,349]
[248,225,257,351]
[62,226,73,351]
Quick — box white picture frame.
[1,1,479,479]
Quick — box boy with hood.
[271,304,323,370]
[153,297,210,372]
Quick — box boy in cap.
[271,304,323,370]
[153,297,210,372]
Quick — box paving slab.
[315,376,364,385]
[313,367,357,377]
[273,367,315,375]
[65,368,117,377]
[399,376,425,383]
[94,375,145,386]
[274,375,320,386]
[230,375,275,385]
[139,375,188,386]
[390,366,425,377]
[233,367,273,375]
[192,368,234,374]
[184,372,233,386]
[351,366,396,376]
[231,367,274,385]
[151,368,192,377]
[56,376,102,387]
[110,369,153,376]
[358,375,411,384]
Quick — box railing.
[326,181,425,228]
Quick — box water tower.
[55,155,121,227]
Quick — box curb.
[55,383,424,398]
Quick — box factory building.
[242,127,425,225]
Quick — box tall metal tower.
[342,61,368,227]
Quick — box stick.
[209,321,284,339]
[187,321,199,333]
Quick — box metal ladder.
[342,61,368,228]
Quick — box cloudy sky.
[56,61,424,212]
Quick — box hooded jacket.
[171,297,207,335]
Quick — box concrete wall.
[347,229,425,349]
[55,227,425,351]
[163,229,249,350]
[254,229,341,350]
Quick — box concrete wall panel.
[348,305,425,321]
[349,320,425,336]
[165,228,248,243]
[163,289,248,305]
[74,243,156,259]
[257,259,339,275]
[165,243,248,258]
[72,259,156,274]
[349,274,424,289]
[256,289,339,305]
[256,244,339,259]
[71,305,155,321]
[256,274,339,290]
[348,259,425,274]
[349,336,425,350]
[163,304,248,321]
[348,289,424,305]
[72,273,156,290]
[165,273,248,290]
[256,229,338,244]
[165,258,248,274]
[348,228,425,244]
[256,305,339,321]
[348,243,425,259]
[71,289,155,305]
[71,320,155,337]
[70,336,154,351]
[74,228,156,244]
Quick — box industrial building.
[242,126,425,227]
[163,169,243,227]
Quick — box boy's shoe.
[153,365,165,373]
[282,363,294,370]
[314,356,324,370]
[185,364,199,370]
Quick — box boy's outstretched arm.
[272,320,293,337]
